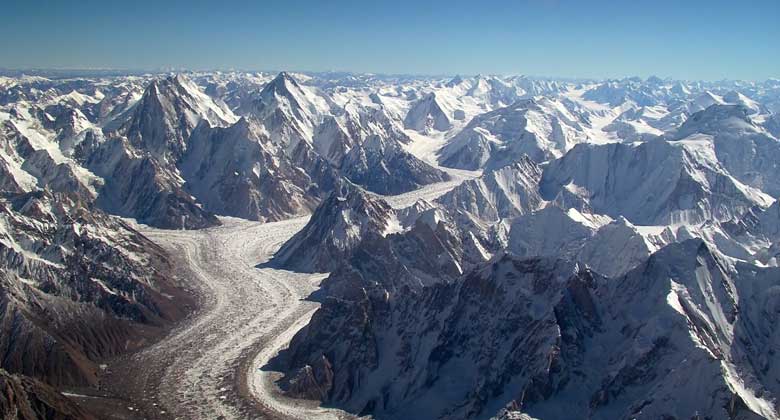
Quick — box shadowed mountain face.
[0,369,95,420]
[70,72,448,228]
[0,77,213,417]
[275,241,780,420]
[340,134,450,195]
[2,72,780,419]
[262,75,780,419]
[0,190,194,388]
[271,187,396,273]
[404,93,453,133]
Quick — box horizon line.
[1,67,778,84]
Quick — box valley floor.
[94,166,474,420]
[98,217,350,419]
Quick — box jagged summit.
[340,133,450,195]
[446,75,465,87]
[257,72,307,104]
[240,71,328,152]
[121,73,237,160]
[673,104,780,197]
[404,92,452,132]
[689,90,725,112]
[180,117,320,221]
[271,187,395,272]
[436,156,544,223]
[3,71,780,419]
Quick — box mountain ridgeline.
[1,71,779,419]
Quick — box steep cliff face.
[272,188,396,273]
[0,369,94,420]
[340,134,450,195]
[539,139,769,225]
[78,75,230,229]
[180,118,320,221]
[439,98,589,170]
[0,190,192,388]
[3,71,780,419]
[238,72,327,153]
[276,241,780,420]
[436,156,544,223]
[84,137,220,229]
[674,104,780,198]
[80,74,343,228]
[0,94,197,394]
[515,240,778,420]
[276,253,602,419]
[119,74,237,162]
[404,93,453,133]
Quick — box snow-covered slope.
[3,71,780,419]
[507,207,671,277]
[404,92,453,133]
[539,138,771,225]
[271,188,395,273]
[240,72,328,153]
[312,114,356,164]
[118,74,237,161]
[674,104,780,197]
[277,240,780,420]
[435,156,544,223]
[340,134,450,195]
[439,98,590,169]
[180,118,321,221]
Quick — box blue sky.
[1,0,778,80]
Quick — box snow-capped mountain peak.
[120,74,237,160]
[404,92,453,133]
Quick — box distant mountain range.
[1,71,779,419]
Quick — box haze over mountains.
[1,69,779,419]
